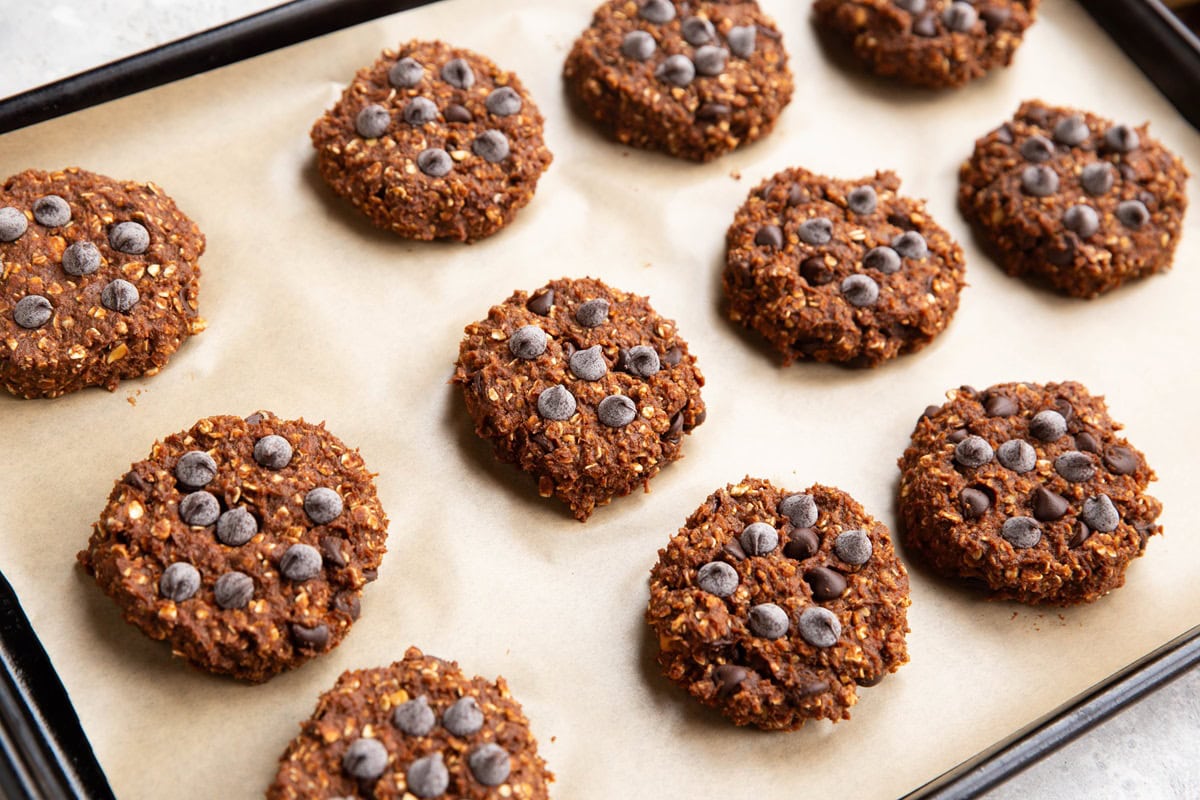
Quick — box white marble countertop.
[1,2,1196,798]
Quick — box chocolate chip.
[728,25,756,58]
[985,394,1017,417]
[665,411,684,441]
[473,130,510,163]
[214,571,254,609]
[997,439,1037,473]
[175,451,217,488]
[468,743,511,787]
[443,697,483,736]
[834,530,872,565]
[509,324,547,359]
[1075,431,1101,453]
[0,207,27,241]
[406,753,448,798]
[748,603,789,639]
[804,567,847,601]
[697,561,739,596]
[1055,451,1096,483]
[912,12,938,36]
[13,295,51,329]
[779,493,818,528]
[363,569,378,582]
[179,491,219,526]
[1116,200,1149,229]
[1021,165,1059,197]
[526,288,553,315]
[800,255,835,285]
[576,298,610,328]
[342,738,388,781]
[682,16,715,45]
[961,487,991,519]
[305,487,344,524]
[159,562,200,601]
[922,404,941,419]
[280,543,323,581]
[892,231,928,259]
[1032,487,1069,522]
[656,54,695,87]
[740,522,779,556]
[625,345,660,378]
[335,593,361,620]
[993,123,1014,144]
[598,394,637,428]
[1104,124,1139,152]
[1030,410,1068,441]
[417,148,452,177]
[784,527,820,560]
[980,5,1011,31]
[320,535,347,567]
[948,428,969,444]
[696,102,730,120]
[402,97,437,126]
[797,606,841,647]
[1068,521,1091,548]
[1081,494,1119,532]
[537,385,576,421]
[1020,135,1055,163]
[62,241,101,276]
[1080,163,1115,196]
[1001,516,1042,548]
[955,435,994,468]
[1103,445,1138,475]
[441,58,475,89]
[894,0,926,11]
[787,185,808,206]
[713,664,749,696]
[847,185,878,215]
[639,0,675,23]
[253,435,293,470]
[864,246,901,274]
[394,696,435,736]
[569,346,607,381]
[389,56,424,88]
[444,103,472,123]
[485,86,522,117]
[123,470,149,491]
[216,507,258,546]
[354,104,390,138]
[1047,241,1076,266]
[1064,205,1100,238]
[101,279,140,313]
[694,45,728,77]
[798,217,833,245]
[841,274,880,308]
[291,623,329,649]
[723,538,747,561]
[33,195,70,227]
[663,345,682,366]
[1053,115,1089,147]
[750,225,784,252]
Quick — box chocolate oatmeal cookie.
[453,277,705,521]
[0,167,205,399]
[812,0,1038,89]
[959,100,1189,298]
[268,648,551,799]
[311,40,552,242]
[647,478,910,730]
[724,166,965,367]
[898,382,1162,605]
[563,0,793,161]
[78,412,388,682]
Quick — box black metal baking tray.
[0,1,1197,798]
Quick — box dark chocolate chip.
[33,195,70,227]
[834,530,872,565]
[627,347,661,378]
[754,224,783,249]
[335,593,361,620]
[697,561,739,597]
[804,567,847,601]
[961,487,991,520]
[922,404,941,419]
[1103,445,1138,475]
[291,623,330,649]
[1116,200,1149,229]
[485,86,522,117]
[525,289,555,317]
[1020,135,1055,163]
[948,428,969,444]
[1001,516,1042,549]
[598,394,637,428]
[101,279,140,313]
[253,435,293,470]
[123,470,149,491]
[1052,398,1075,421]
[787,185,807,206]
[569,346,607,382]
[362,568,378,582]
[214,571,254,609]
[1075,431,1101,453]
[997,439,1037,473]
[665,411,684,441]
[444,103,473,123]
[779,493,818,527]
[1104,124,1139,152]
[696,102,730,120]
[727,25,756,58]
[955,435,994,468]
[863,246,901,274]
[656,54,695,87]
[441,58,475,89]
[980,5,1011,32]
[993,123,1014,144]
[693,45,728,76]
[621,30,656,61]
[943,0,978,30]
[1081,494,1120,532]
[175,451,217,488]
[389,56,423,88]
[740,522,779,556]
[682,16,716,45]
[576,298,609,328]
[343,738,388,781]
[847,185,877,215]
[797,607,841,647]
[1032,487,1069,522]
[179,491,219,526]
[537,385,576,421]
[784,528,820,560]
[891,231,928,259]
[13,295,52,329]
[1055,451,1096,482]
[354,104,390,138]
[394,696,436,736]
[841,274,880,307]
[1054,115,1089,147]
[109,221,149,254]
[639,0,675,23]
[319,535,348,568]
[407,754,449,798]
[1080,162,1115,196]
[723,538,747,561]
[0,207,27,241]
[798,217,833,245]
[1068,521,1091,548]
[159,563,200,602]
[280,543,323,581]
[800,256,834,285]
[1029,410,1068,442]
[62,241,101,276]
[912,12,938,36]
[216,507,258,546]
[403,96,438,126]
[663,345,682,366]
[1047,241,1076,266]
[714,664,749,696]
[748,603,789,639]
[473,130,510,163]
[305,487,344,524]
[985,393,1018,416]
[1021,165,1059,197]
[468,744,511,787]
[509,324,547,358]
[417,148,452,177]
[443,697,484,736]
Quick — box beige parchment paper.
[1,1,1198,797]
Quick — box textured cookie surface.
[724,167,965,367]
[563,0,793,161]
[267,647,551,800]
[812,0,1038,89]
[311,40,552,242]
[78,412,388,682]
[453,276,705,521]
[959,100,1189,298]
[647,478,910,730]
[898,382,1161,605]
[0,167,205,399]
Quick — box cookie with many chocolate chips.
[78,412,388,682]
[812,0,1038,89]
[724,166,965,367]
[563,0,793,161]
[268,647,551,799]
[453,276,705,521]
[0,167,205,399]
[959,100,1189,298]
[647,478,910,730]
[898,382,1162,605]
[311,40,552,242]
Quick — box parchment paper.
[1,1,1197,797]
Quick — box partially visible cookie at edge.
[78,411,388,682]
[267,647,552,799]
[647,477,910,730]
[812,0,1039,89]
[311,40,553,242]
[563,0,793,161]
[959,100,1189,298]
[0,167,205,399]
[898,381,1162,605]
[453,276,706,521]
[724,166,966,367]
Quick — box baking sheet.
[1,0,1197,797]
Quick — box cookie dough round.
[898,381,1162,605]
[0,167,205,399]
[563,0,793,161]
[812,0,1038,89]
[724,166,965,367]
[267,647,551,799]
[311,40,553,242]
[647,477,910,730]
[78,411,388,682]
[959,100,1189,298]
[453,277,706,521]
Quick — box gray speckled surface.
[1,2,1197,798]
